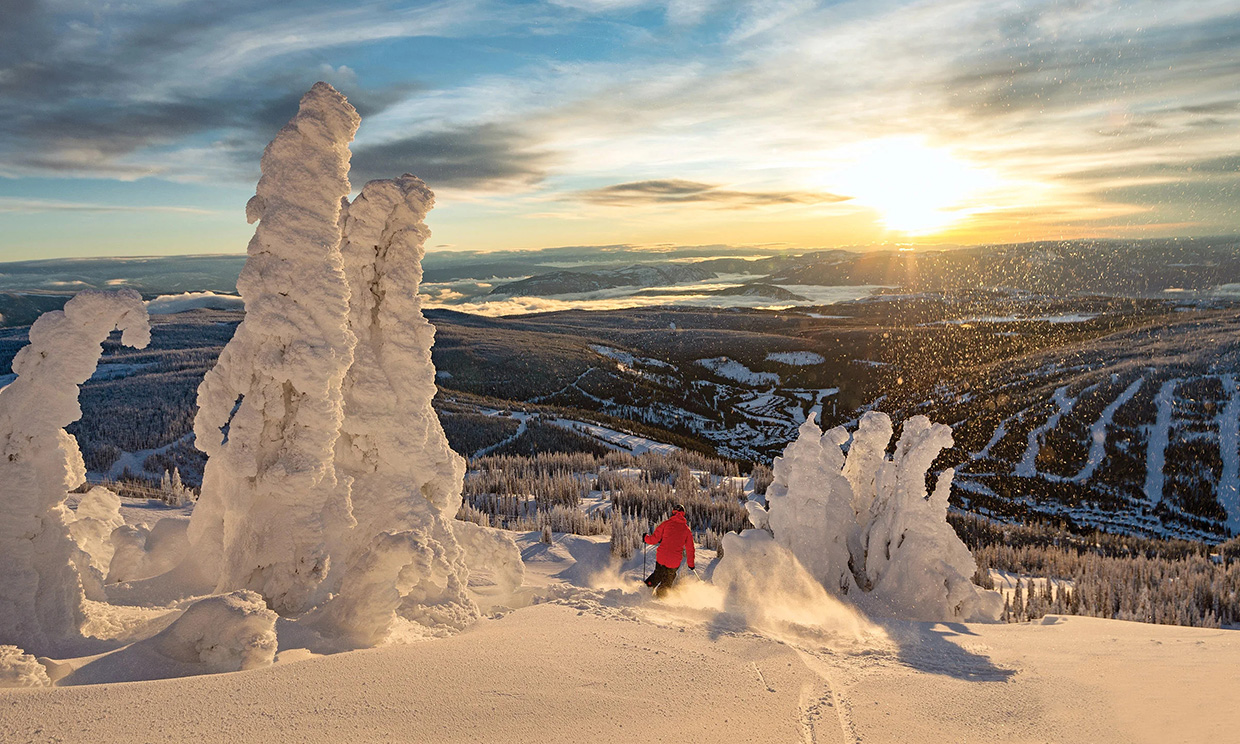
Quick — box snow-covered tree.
[732,411,1003,622]
[158,469,192,506]
[185,82,361,615]
[0,290,149,654]
[762,417,859,596]
[859,415,1001,620]
[307,174,502,643]
[179,84,520,644]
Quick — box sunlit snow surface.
[766,351,826,365]
[145,292,244,314]
[696,356,781,386]
[4,526,1240,743]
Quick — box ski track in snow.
[1144,379,1180,505]
[1217,374,1240,533]
[1071,378,1144,483]
[973,413,1016,461]
[102,432,195,481]
[1015,385,1075,478]
[473,414,530,458]
[790,645,862,744]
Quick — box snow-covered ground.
[589,344,674,371]
[145,292,244,315]
[1015,385,1076,478]
[1072,378,1144,483]
[462,405,680,457]
[1145,378,1180,505]
[4,529,1238,743]
[695,356,780,386]
[936,313,1100,325]
[1217,374,1240,533]
[547,419,680,456]
[766,351,826,365]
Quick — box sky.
[0,0,1237,261]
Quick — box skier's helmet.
[673,503,686,514]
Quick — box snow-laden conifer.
[0,290,149,654]
[732,411,1003,621]
[186,82,361,615]
[306,174,520,643]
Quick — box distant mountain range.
[0,255,246,295]
[3,237,1239,327]
[480,236,1240,299]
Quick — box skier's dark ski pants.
[645,563,678,598]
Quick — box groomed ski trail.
[1072,378,1144,483]
[1015,385,1075,478]
[1217,374,1240,533]
[1144,378,1180,505]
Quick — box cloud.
[0,73,423,180]
[0,198,216,215]
[574,179,849,208]
[350,123,551,189]
[1063,153,1240,182]
[248,79,425,134]
[0,1,501,181]
[2,0,1239,241]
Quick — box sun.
[827,137,1000,236]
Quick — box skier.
[643,504,695,598]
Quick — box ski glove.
[688,564,695,570]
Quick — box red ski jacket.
[645,511,695,569]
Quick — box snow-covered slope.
[3,530,1237,743]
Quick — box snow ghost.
[0,290,150,655]
[306,174,483,644]
[183,82,513,643]
[730,412,1002,622]
[185,82,362,615]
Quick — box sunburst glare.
[827,138,1003,235]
